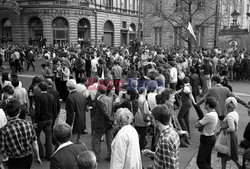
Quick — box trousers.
[196,135,216,169]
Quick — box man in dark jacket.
[45,78,60,123]
[27,50,35,71]
[91,85,113,161]
[35,81,55,160]
[65,79,87,143]
[50,123,88,169]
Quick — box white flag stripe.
[187,22,197,41]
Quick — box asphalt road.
[3,59,250,169]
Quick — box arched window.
[103,20,114,46]
[2,19,12,43]
[78,18,91,43]
[29,17,43,46]
[29,17,43,38]
[52,17,69,46]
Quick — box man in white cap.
[66,79,87,143]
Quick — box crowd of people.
[0,43,250,169]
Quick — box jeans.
[35,120,53,159]
[91,128,113,160]
[178,102,192,133]
[8,154,33,169]
[197,135,216,169]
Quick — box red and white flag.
[187,22,197,47]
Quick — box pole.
[95,0,97,46]
[214,0,219,48]
[137,0,142,42]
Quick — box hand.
[179,130,189,136]
[34,157,42,166]
[142,149,154,157]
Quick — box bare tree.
[0,0,20,14]
[143,0,228,52]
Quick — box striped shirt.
[0,117,37,158]
[154,126,180,169]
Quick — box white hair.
[115,108,134,126]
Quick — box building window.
[129,23,136,44]
[52,17,69,46]
[29,17,43,45]
[78,18,91,44]
[154,27,162,46]
[122,21,127,28]
[104,20,114,46]
[173,26,182,47]
[1,19,12,43]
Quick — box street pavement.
[2,59,250,169]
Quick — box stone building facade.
[0,0,141,47]
[143,0,250,49]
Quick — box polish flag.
[187,22,197,47]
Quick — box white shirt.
[170,67,178,84]
[183,83,192,94]
[199,111,218,136]
[91,58,98,73]
[88,83,98,100]
[0,109,7,129]
[110,125,142,169]
[147,92,157,111]
[224,110,239,131]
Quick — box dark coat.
[94,94,113,132]
[50,143,87,169]
[189,73,200,99]
[66,90,87,134]
[47,87,61,120]
[35,92,55,123]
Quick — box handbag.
[214,130,231,156]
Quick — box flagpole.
[214,0,219,48]
[137,0,142,42]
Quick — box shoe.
[105,157,111,161]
